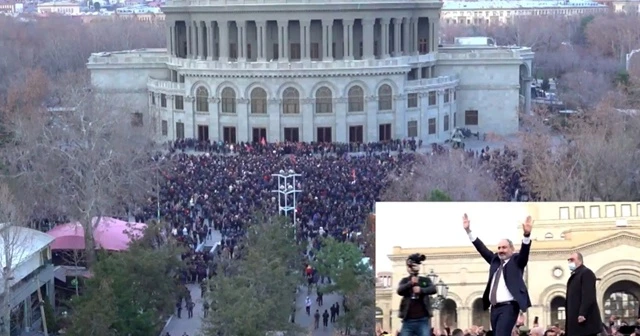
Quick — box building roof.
[38,1,80,6]
[0,225,54,272]
[442,0,606,10]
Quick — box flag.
[351,169,356,180]
[260,137,266,146]
[290,156,297,164]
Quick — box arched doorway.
[376,307,383,327]
[472,298,490,329]
[440,299,458,328]
[550,296,566,326]
[603,280,640,321]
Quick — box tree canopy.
[202,214,304,336]
[66,222,184,336]
[313,237,375,334]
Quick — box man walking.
[565,252,602,336]
[463,213,533,336]
[305,296,312,315]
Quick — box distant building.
[0,225,56,335]
[442,0,607,25]
[37,1,82,15]
[87,0,535,144]
[0,0,22,13]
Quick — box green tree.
[66,223,184,336]
[202,214,303,336]
[427,189,452,201]
[312,237,374,334]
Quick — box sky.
[375,202,528,273]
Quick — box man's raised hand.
[523,216,533,236]
[463,213,471,233]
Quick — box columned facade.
[168,16,435,62]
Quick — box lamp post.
[427,269,449,310]
[271,169,302,227]
[626,48,640,73]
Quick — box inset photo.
[375,202,640,336]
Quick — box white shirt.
[468,232,531,304]
[305,298,312,307]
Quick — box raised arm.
[516,216,533,269]
[463,214,495,264]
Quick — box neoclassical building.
[376,202,640,333]
[86,0,534,143]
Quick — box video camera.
[406,253,426,275]
[618,325,638,336]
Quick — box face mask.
[568,262,577,271]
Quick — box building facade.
[376,202,640,334]
[37,1,82,15]
[87,0,534,144]
[441,0,607,25]
[1,226,56,336]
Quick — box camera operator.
[396,253,437,336]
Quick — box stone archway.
[549,296,566,326]
[441,299,458,328]
[603,280,640,321]
[472,298,490,329]
[519,63,533,115]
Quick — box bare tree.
[382,153,503,201]
[557,70,612,109]
[0,183,33,336]
[584,12,640,60]
[518,98,640,201]
[3,77,163,266]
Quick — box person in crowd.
[463,213,533,336]
[565,252,602,336]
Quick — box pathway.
[161,284,205,336]
[295,284,343,336]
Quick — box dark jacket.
[397,275,437,320]
[472,237,532,311]
[565,265,602,336]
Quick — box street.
[295,284,344,336]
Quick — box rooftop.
[0,225,54,278]
[442,0,606,9]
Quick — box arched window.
[282,87,300,114]
[250,87,267,114]
[221,87,236,113]
[348,86,364,112]
[378,84,393,111]
[195,87,209,112]
[315,87,333,114]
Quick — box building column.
[323,19,333,60]
[393,18,402,56]
[256,21,266,61]
[238,20,247,61]
[523,77,532,115]
[430,16,439,52]
[194,21,202,59]
[411,18,419,55]
[343,19,353,60]
[401,18,410,55]
[206,21,213,60]
[187,23,193,58]
[166,23,173,56]
[277,20,288,61]
[282,21,289,60]
[219,20,229,62]
[380,18,390,58]
[362,18,374,60]
[301,20,310,60]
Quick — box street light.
[626,48,640,73]
[427,269,449,309]
[271,169,302,226]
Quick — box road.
[295,284,344,336]
[162,283,205,336]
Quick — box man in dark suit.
[396,253,437,336]
[463,213,533,336]
[565,252,602,336]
